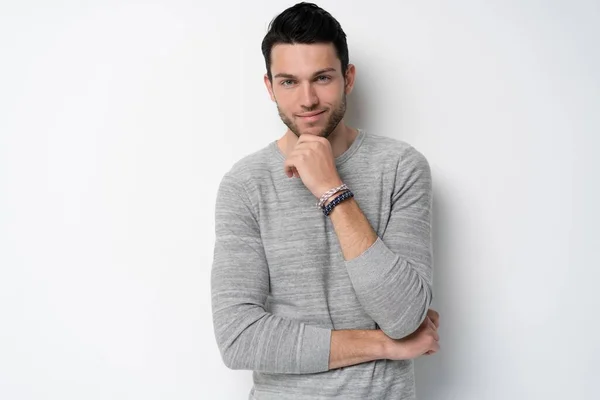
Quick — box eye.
[280,79,295,87]
[316,75,331,83]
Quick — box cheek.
[275,93,298,111]
[318,86,344,104]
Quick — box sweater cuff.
[299,324,332,373]
[345,237,400,287]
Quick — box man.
[211,2,440,399]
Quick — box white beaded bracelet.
[316,183,348,208]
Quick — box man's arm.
[212,174,400,373]
[329,314,441,369]
[328,329,387,369]
[211,174,332,374]
[328,146,434,340]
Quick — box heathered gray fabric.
[211,129,434,399]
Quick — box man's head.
[261,2,355,138]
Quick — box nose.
[299,82,319,110]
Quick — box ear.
[344,64,356,95]
[264,73,276,102]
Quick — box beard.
[277,92,347,139]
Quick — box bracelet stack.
[317,183,354,216]
[322,190,354,216]
[316,184,348,208]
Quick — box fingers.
[428,341,440,354]
[294,136,330,154]
[425,334,440,356]
[427,319,439,342]
[296,134,328,144]
[427,309,440,329]
[283,150,310,178]
[283,158,300,178]
[425,316,437,334]
[426,317,435,331]
[283,136,332,178]
[424,315,440,356]
[284,165,296,178]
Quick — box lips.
[297,110,326,118]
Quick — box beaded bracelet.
[322,190,354,216]
[316,183,348,209]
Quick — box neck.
[278,122,358,159]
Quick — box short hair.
[261,2,349,81]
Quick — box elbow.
[216,333,251,371]
[381,313,427,340]
[381,283,433,340]
[213,310,265,371]
[212,321,246,370]
[212,304,263,371]
[215,334,236,370]
[215,327,257,371]
[219,346,243,371]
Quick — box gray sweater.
[211,129,434,399]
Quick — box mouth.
[296,110,326,121]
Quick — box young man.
[211,2,440,399]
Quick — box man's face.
[264,43,354,138]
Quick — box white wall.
[1,1,598,399]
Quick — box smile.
[297,110,326,120]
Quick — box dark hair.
[261,2,349,81]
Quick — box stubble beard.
[277,93,347,139]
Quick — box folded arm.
[211,174,332,374]
[328,146,434,339]
[211,174,396,373]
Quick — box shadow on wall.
[347,69,458,399]
[344,58,409,138]
[414,185,460,399]
[345,61,371,131]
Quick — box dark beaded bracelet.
[322,190,354,216]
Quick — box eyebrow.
[273,67,337,80]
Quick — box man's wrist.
[321,187,350,208]
[316,180,344,203]
[328,329,389,370]
[371,329,390,359]
[322,193,340,207]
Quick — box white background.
[1,1,599,399]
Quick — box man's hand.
[426,308,440,329]
[424,308,440,355]
[283,135,343,199]
[384,309,441,360]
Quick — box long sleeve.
[344,147,434,340]
[210,173,332,374]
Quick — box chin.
[300,125,326,136]
[300,131,326,138]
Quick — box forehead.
[270,43,341,76]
